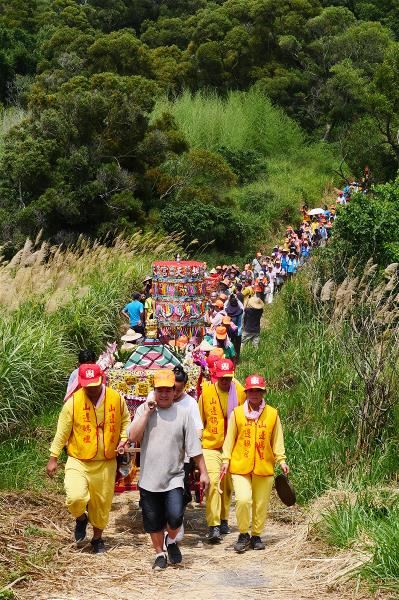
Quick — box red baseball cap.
[78,363,103,387]
[245,374,266,391]
[215,359,235,379]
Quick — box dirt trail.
[13,490,371,600]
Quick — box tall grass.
[237,266,399,593]
[155,89,339,248]
[0,232,181,440]
[154,89,305,157]
[362,506,399,592]
[316,491,399,592]
[0,312,71,432]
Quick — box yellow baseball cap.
[153,369,175,388]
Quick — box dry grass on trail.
[0,490,385,600]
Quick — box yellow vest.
[230,404,278,476]
[67,387,122,460]
[201,380,245,450]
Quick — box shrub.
[161,200,255,251]
[217,145,266,184]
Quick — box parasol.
[307,208,326,216]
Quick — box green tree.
[87,29,152,76]
[161,200,251,250]
[0,71,186,247]
[332,180,399,266]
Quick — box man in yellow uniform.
[221,374,289,552]
[198,358,246,543]
[46,363,131,553]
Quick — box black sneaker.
[74,514,88,542]
[234,533,251,553]
[220,520,230,535]
[91,538,106,554]
[207,526,222,544]
[152,554,167,571]
[166,537,182,564]
[250,535,266,550]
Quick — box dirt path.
[13,490,371,600]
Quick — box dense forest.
[0,0,399,252]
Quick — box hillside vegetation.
[0,232,180,490]
[1,1,399,595]
[0,0,399,250]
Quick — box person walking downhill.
[225,294,244,361]
[128,369,209,571]
[242,296,264,348]
[47,363,131,553]
[64,348,98,401]
[198,359,246,543]
[221,375,289,553]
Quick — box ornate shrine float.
[152,260,207,340]
[108,260,207,493]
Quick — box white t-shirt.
[147,390,203,462]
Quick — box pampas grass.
[0,231,182,435]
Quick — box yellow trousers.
[203,448,232,526]
[231,473,274,536]
[64,456,116,530]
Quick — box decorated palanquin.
[152,261,207,339]
[108,359,201,418]
[110,260,206,492]
[109,346,201,492]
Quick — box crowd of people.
[46,200,350,570]
[47,358,289,568]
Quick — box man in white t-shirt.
[128,369,208,571]
[144,367,203,544]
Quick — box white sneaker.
[175,523,184,543]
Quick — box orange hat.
[209,348,224,359]
[215,359,235,378]
[222,315,232,325]
[216,325,228,340]
[153,369,175,388]
[256,252,262,257]
[214,299,224,309]
[245,374,267,391]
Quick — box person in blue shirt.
[287,253,299,278]
[319,225,328,246]
[122,292,144,334]
[280,250,289,272]
[300,240,311,264]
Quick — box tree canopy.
[0,0,399,250]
